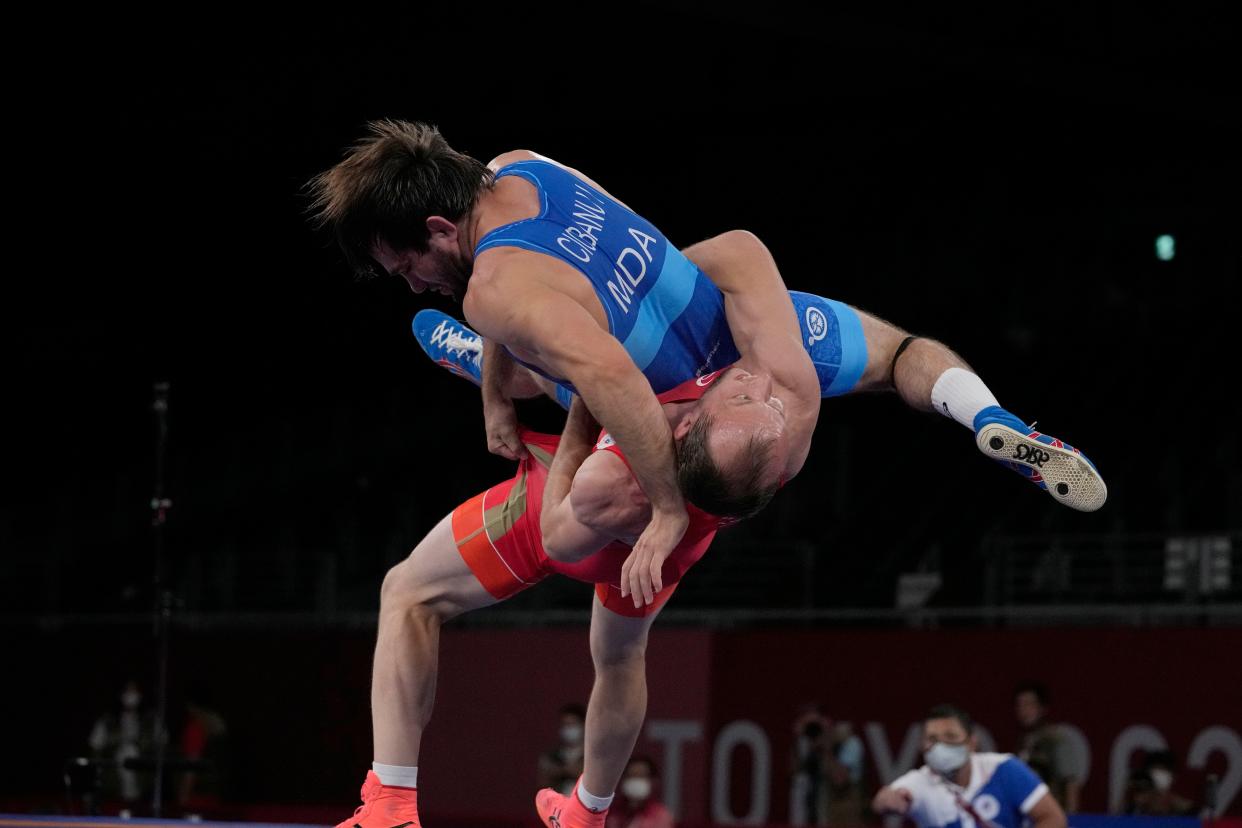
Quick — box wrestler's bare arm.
[567,453,649,544]
[682,231,821,477]
[464,253,688,602]
[541,398,649,560]
[540,398,610,558]
[543,453,649,561]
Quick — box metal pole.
[150,382,173,817]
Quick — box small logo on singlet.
[805,306,829,346]
[596,434,616,450]
[697,369,724,387]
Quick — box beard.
[438,252,472,301]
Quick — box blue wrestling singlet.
[475,160,868,398]
[475,160,737,393]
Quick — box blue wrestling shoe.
[412,309,483,386]
[974,405,1107,512]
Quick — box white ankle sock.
[373,761,418,788]
[576,782,614,812]
[930,367,1000,430]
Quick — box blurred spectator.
[790,705,831,826]
[538,702,586,795]
[1014,681,1080,813]
[177,683,230,816]
[825,720,865,826]
[87,679,164,810]
[1128,750,1196,816]
[791,705,863,826]
[1122,768,1155,814]
[873,703,1066,828]
[606,755,673,828]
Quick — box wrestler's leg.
[794,291,1106,512]
[580,594,661,798]
[371,513,498,766]
[848,307,974,411]
[535,590,668,825]
[335,512,501,828]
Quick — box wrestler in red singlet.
[450,371,736,617]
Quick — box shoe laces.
[429,321,481,360]
[443,331,482,364]
[352,773,382,817]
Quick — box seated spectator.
[1130,750,1196,817]
[1014,681,1081,813]
[177,683,230,817]
[790,705,866,827]
[1122,768,1154,815]
[606,755,673,828]
[538,702,586,796]
[825,720,865,827]
[88,678,164,811]
[790,705,832,826]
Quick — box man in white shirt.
[873,705,1067,828]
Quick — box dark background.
[3,0,1240,812]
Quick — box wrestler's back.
[470,153,741,393]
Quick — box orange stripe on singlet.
[452,490,526,599]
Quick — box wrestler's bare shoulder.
[487,150,624,206]
[488,149,541,171]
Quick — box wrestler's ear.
[425,215,458,240]
[673,409,700,440]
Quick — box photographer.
[790,706,865,826]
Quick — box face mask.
[121,691,141,710]
[925,742,970,775]
[560,724,583,744]
[622,777,652,801]
[1150,769,1173,792]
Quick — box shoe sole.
[975,423,1107,512]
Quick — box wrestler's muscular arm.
[478,150,632,461]
[682,231,821,480]
[541,398,649,560]
[480,338,529,460]
[464,258,688,606]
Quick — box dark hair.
[307,120,493,277]
[926,703,974,734]
[676,414,778,519]
[1014,680,1051,707]
[559,702,587,720]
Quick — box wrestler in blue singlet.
[462,159,868,398]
